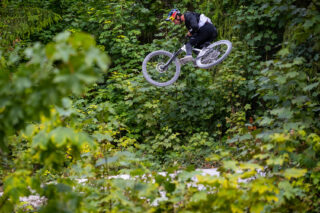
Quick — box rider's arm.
[185,12,199,35]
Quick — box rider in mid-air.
[166,9,218,63]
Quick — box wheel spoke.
[145,54,176,83]
[195,40,232,69]
[201,44,226,64]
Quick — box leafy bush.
[0,0,320,212]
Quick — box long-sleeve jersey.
[184,12,212,34]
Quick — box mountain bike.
[142,40,232,87]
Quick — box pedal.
[179,59,186,65]
[179,57,194,65]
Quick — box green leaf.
[270,108,293,120]
[55,43,76,62]
[54,31,71,42]
[164,182,176,193]
[286,71,299,78]
[239,134,253,141]
[32,131,49,149]
[277,48,289,57]
[250,202,265,213]
[70,32,95,50]
[223,160,238,171]
[259,117,274,126]
[190,191,207,202]
[283,168,307,179]
[275,76,287,84]
[244,104,251,110]
[45,42,56,60]
[278,181,295,199]
[303,82,319,92]
[155,174,166,185]
[49,127,74,147]
[95,158,106,167]
[266,156,285,166]
[93,133,113,142]
[240,163,263,171]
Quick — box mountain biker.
[166,9,218,63]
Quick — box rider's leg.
[181,24,217,63]
[193,23,218,49]
[180,42,193,63]
[186,42,193,56]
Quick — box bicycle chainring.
[201,49,220,64]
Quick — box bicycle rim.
[196,40,232,69]
[142,50,181,87]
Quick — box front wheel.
[196,40,232,69]
[142,50,181,87]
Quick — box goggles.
[169,11,177,21]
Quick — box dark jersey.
[184,12,201,34]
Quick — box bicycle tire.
[196,40,232,69]
[142,50,181,87]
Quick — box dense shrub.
[0,0,319,212]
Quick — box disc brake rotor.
[156,62,166,73]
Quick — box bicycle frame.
[142,39,232,86]
[161,45,202,70]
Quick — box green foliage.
[0,31,109,151]
[0,0,320,212]
[233,0,320,61]
[0,1,61,47]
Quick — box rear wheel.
[142,50,181,87]
[196,40,232,69]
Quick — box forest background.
[0,0,319,212]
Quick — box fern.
[0,4,61,47]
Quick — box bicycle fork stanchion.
[160,48,183,71]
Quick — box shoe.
[180,55,193,64]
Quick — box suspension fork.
[161,48,183,70]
